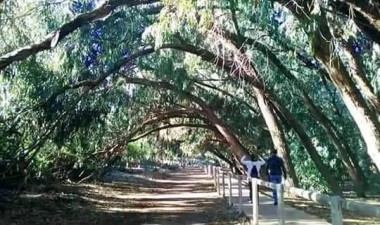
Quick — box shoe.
[248,200,252,203]
[274,202,278,205]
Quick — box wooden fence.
[204,165,380,225]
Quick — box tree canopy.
[1,0,380,196]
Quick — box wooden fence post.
[277,183,285,225]
[213,166,217,190]
[144,164,147,179]
[331,196,343,225]
[217,168,221,195]
[252,178,259,225]
[238,175,243,214]
[222,171,225,198]
[228,172,232,205]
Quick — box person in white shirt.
[241,155,266,202]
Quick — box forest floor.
[285,195,380,224]
[2,168,380,225]
[0,167,245,225]
[261,190,380,225]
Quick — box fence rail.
[204,164,380,225]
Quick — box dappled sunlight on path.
[0,167,240,225]
[95,167,238,224]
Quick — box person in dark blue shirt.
[266,149,287,205]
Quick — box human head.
[271,149,277,155]
[250,154,256,161]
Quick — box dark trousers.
[248,180,259,201]
[249,181,252,200]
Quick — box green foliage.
[0,0,379,196]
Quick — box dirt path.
[0,167,241,225]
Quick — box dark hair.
[250,155,256,161]
[271,149,277,155]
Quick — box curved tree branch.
[339,0,380,31]
[37,47,155,110]
[0,0,158,71]
[122,76,249,159]
[330,1,380,45]
[129,123,214,142]
[35,41,261,112]
[193,80,259,115]
[92,109,208,157]
[126,107,208,140]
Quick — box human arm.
[240,155,250,166]
[265,157,270,176]
[280,159,287,179]
[257,156,266,166]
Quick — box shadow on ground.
[284,195,380,225]
[0,167,243,225]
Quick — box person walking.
[241,155,265,202]
[266,149,287,205]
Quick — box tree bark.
[255,88,299,187]
[341,40,380,114]
[207,147,236,171]
[339,0,380,32]
[46,40,343,191]
[274,0,380,180]
[312,18,380,171]
[302,92,367,196]
[237,33,366,196]
[164,40,342,191]
[330,1,380,45]
[270,98,343,194]
[206,28,300,186]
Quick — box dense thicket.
[0,0,379,196]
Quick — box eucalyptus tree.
[1,0,379,195]
[0,0,336,192]
[160,0,377,194]
[264,0,380,171]
[140,0,341,192]
[0,0,160,179]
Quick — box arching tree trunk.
[234,32,365,193]
[273,0,380,176]
[207,29,299,186]
[312,18,380,171]
[0,0,160,71]
[302,92,367,196]
[160,42,341,192]
[247,36,367,195]
[255,88,299,187]
[207,147,237,171]
[330,1,380,45]
[211,29,337,190]
[200,107,249,160]
[123,77,249,160]
[341,40,380,114]
[338,0,380,32]
[270,99,342,194]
